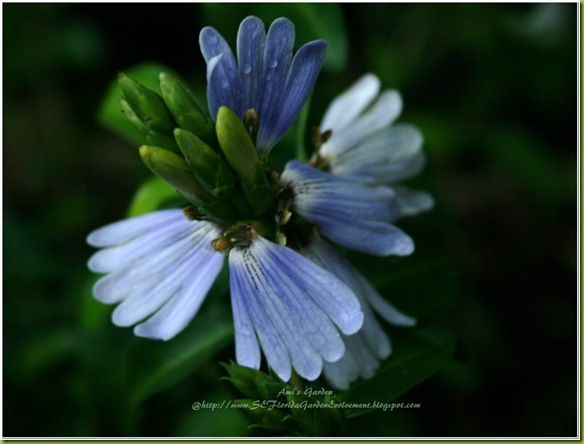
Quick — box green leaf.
[97,63,185,146]
[126,176,182,217]
[124,291,234,407]
[340,330,456,418]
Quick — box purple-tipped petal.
[256,40,327,155]
[199,16,327,156]
[200,26,242,118]
[236,16,266,112]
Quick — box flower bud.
[139,145,240,222]
[139,145,208,207]
[121,99,181,153]
[216,106,276,214]
[159,73,215,143]
[118,73,176,134]
[174,128,236,199]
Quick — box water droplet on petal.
[268,59,278,68]
[221,79,230,89]
[241,64,252,74]
[265,74,272,81]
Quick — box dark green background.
[3,3,578,437]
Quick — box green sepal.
[174,128,236,199]
[159,73,215,144]
[120,99,181,153]
[216,106,276,214]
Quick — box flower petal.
[320,73,381,134]
[394,186,435,217]
[200,26,242,118]
[236,16,266,113]
[86,210,184,248]
[331,124,425,183]
[282,161,413,256]
[229,236,364,381]
[230,265,262,370]
[230,246,296,381]
[320,90,403,158]
[256,40,327,155]
[110,236,218,328]
[322,348,359,390]
[362,283,417,327]
[133,246,224,340]
[254,18,295,154]
[87,216,189,273]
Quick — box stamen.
[183,205,204,221]
[243,108,259,136]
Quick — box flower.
[280,160,414,256]
[298,236,416,389]
[200,16,327,158]
[87,211,364,383]
[87,210,224,340]
[229,233,364,382]
[316,74,433,217]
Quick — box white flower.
[318,74,434,217]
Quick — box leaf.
[340,330,456,418]
[97,62,186,146]
[123,285,234,406]
[126,176,183,217]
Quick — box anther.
[243,108,259,136]
[183,205,203,221]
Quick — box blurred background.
[3,3,578,438]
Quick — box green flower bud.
[174,128,236,199]
[139,146,240,222]
[216,106,276,214]
[216,106,259,178]
[139,145,208,207]
[121,99,181,153]
[118,73,176,133]
[159,73,215,143]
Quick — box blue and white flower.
[299,236,416,389]
[87,210,224,341]
[200,16,327,158]
[280,160,414,256]
[87,211,365,383]
[317,74,433,217]
[229,233,364,382]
